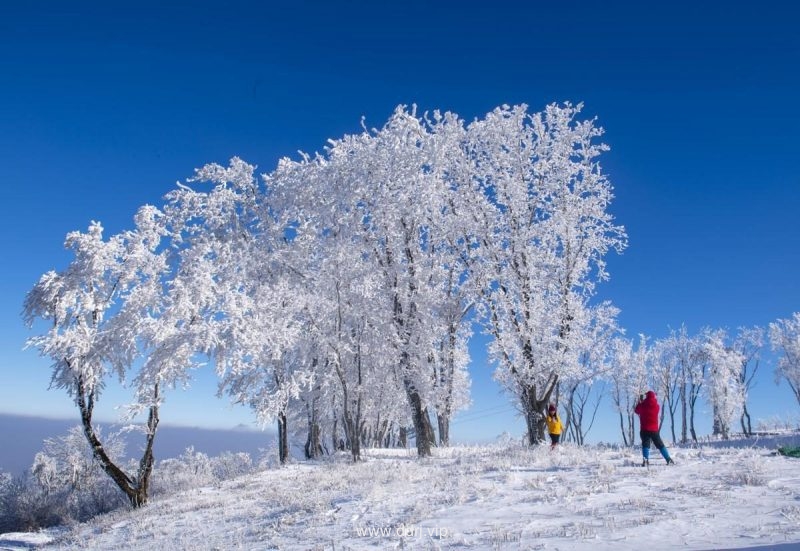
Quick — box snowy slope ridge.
[3,441,800,550]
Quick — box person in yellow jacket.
[546,403,563,450]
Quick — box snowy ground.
[3,439,800,550]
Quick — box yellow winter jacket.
[546,414,563,435]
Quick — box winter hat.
[548,404,556,414]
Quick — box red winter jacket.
[634,390,660,432]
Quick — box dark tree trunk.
[277,411,289,464]
[345,411,361,462]
[679,369,688,443]
[76,375,158,508]
[374,418,389,449]
[689,394,699,442]
[521,374,559,446]
[618,410,630,447]
[135,402,159,506]
[335,368,362,461]
[406,384,435,457]
[304,416,324,460]
[382,422,392,448]
[434,316,463,448]
[304,378,324,460]
[741,404,752,436]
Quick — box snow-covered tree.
[270,143,401,461]
[354,107,473,456]
[770,312,800,406]
[652,326,709,443]
[428,294,473,446]
[163,158,308,464]
[470,103,626,445]
[650,335,680,441]
[23,207,171,507]
[610,335,650,446]
[732,326,764,435]
[704,329,746,439]
[561,303,620,445]
[282,106,475,457]
[31,425,125,496]
[414,111,477,446]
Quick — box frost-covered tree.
[732,326,764,435]
[470,103,626,445]
[704,329,745,439]
[23,207,171,507]
[31,425,125,496]
[652,326,708,443]
[561,303,620,445]
[428,293,473,446]
[354,107,472,456]
[651,335,680,442]
[285,107,474,457]
[610,335,650,446]
[163,158,308,465]
[1,427,124,532]
[684,329,711,442]
[414,112,477,447]
[271,144,401,461]
[294,364,329,460]
[770,312,800,406]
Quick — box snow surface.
[3,438,800,550]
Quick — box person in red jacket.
[634,390,675,466]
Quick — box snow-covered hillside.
[3,439,800,550]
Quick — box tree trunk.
[434,316,461,448]
[627,409,636,447]
[712,407,723,437]
[406,384,435,457]
[304,415,324,460]
[689,394,699,442]
[334,362,363,461]
[521,374,558,446]
[741,405,752,436]
[331,410,346,451]
[437,412,450,447]
[618,410,629,447]
[374,418,389,448]
[135,401,159,507]
[679,372,688,443]
[523,404,543,446]
[76,376,157,508]
[398,426,408,448]
[277,411,289,464]
[345,411,361,462]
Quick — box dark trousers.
[640,430,665,449]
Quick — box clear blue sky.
[1,1,798,444]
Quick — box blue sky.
[1,1,798,445]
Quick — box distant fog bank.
[0,413,275,476]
